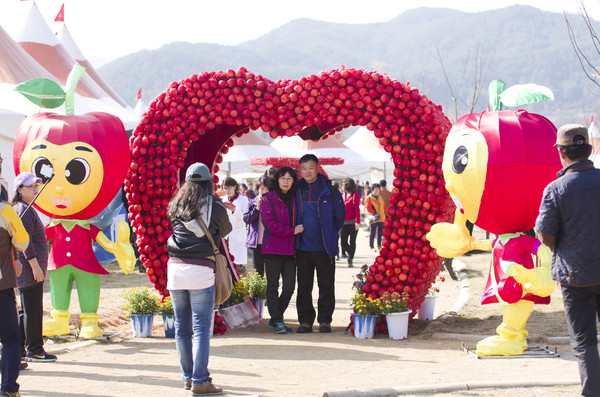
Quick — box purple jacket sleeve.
[243,198,260,224]
[260,194,295,237]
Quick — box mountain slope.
[99,5,600,125]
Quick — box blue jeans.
[0,288,20,394]
[170,285,215,387]
[562,284,600,397]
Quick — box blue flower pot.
[353,314,379,339]
[130,314,154,338]
[162,314,175,338]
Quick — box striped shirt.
[14,201,48,289]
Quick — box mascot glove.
[511,264,555,297]
[426,210,491,258]
[115,221,135,275]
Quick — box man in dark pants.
[0,155,30,397]
[295,154,345,333]
[536,124,600,397]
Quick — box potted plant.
[380,291,411,339]
[350,293,382,339]
[242,272,267,317]
[419,275,445,320]
[121,287,160,337]
[159,296,175,338]
[218,281,260,329]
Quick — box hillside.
[99,5,600,125]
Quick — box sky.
[0,0,597,66]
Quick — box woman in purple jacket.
[260,167,304,334]
[243,176,275,277]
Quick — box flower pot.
[130,314,154,337]
[250,297,266,318]
[352,314,379,339]
[418,295,438,320]
[219,300,260,329]
[162,314,175,338]
[386,309,412,340]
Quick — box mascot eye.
[31,157,54,184]
[452,145,469,174]
[65,158,91,185]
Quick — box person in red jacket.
[341,178,360,268]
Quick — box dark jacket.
[14,200,48,289]
[260,191,297,256]
[243,196,260,249]
[168,195,232,259]
[295,174,346,258]
[535,159,600,286]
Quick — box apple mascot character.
[13,65,134,339]
[426,80,561,356]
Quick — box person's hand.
[256,198,262,211]
[14,260,22,278]
[30,258,44,282]
[355,223,360,231]
[294,224,304,234]
[224,202,236,212]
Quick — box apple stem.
[488,79,506,112]
[64,64,86,115]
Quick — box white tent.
[345,126,393,182]
[221,131,285,177]
[0,109,25,193]
[270,134,374,179]
[15,2,139,129]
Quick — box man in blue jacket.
[536,124,600,397]
[295,154,345,333]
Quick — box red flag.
[55,4,65,22]
[136,88,142,101]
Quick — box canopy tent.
[345,126,392,181]
[15,2,138,128]
[0,109,25,193]
[588,117,600,168]
[270,134,375,179]
[220,131,286,177]
[56,22,129,108]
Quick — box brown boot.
[347,258,353,268]
[191,381,223,396]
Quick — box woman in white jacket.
[221,177,249,265]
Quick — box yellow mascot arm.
[426,209,492,258]
[95,221,135,275]
[0,204,29,251]
[511,244,555,297]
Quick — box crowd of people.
[3,121,599,396]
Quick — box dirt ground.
[15,227,585,396]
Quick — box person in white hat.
[12,172,56,363]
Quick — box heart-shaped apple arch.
[125,67,454,313]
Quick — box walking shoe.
[319,323,331,333]
[191,381,223,396]
[273,322,288,334]
[20,362,28,371]
[24,351,57,362]
[347,258,353,268]
[184,380,192,390]
[1,391,21,397]
[296,323,313,333]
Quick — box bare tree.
[564,2,600,89]
[434,44,493,122]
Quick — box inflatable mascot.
[13,65,134,338]
[426,80,561,355]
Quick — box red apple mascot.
[426,80,561,355]
[13,65,134,339]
